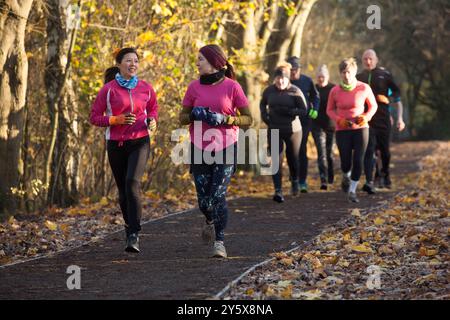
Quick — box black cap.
[287,56,301,69]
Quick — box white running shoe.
[211,241,227,258]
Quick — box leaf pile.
[223,142,449,300]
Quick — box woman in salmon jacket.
[326,57,377,204]
[90,47,158,253]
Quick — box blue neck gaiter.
[115,73,138,90]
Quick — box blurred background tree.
[0,0,448,217]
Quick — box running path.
[0,142,435,299]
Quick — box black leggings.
[298,117,311,184]
[335,128,369,181]
[107,136,150,235]
[364,127,391,182]
[269,130,302,191]
[311,126,335,184]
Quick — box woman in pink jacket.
[179,44,252,258]
[327,58,377,203]
[90,47,158,253]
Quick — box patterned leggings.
[192,164,235,242]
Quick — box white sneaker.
[211,241,227,258]
[201,221,215,244]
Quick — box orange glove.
[109,113,136,125]
[337,118,352,128]
[376,94,390,105]
[355,115,368,126]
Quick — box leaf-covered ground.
[0,139,321,266]
[0,167,275,266]
[222,142,449,300]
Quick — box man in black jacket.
[312,65,336,190]
[357,49,406,193]
[287,56,320,193]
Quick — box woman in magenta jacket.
[179,44,252,258]
[90,47,158,253]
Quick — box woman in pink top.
[90,48,159,253]
[326,58,377,203]
[179,44,252,258]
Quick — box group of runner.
[90,45,405,258]
[262,50,405,204]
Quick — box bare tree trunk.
[0,0,34,215]
[242,4,262,128]
[228,0,317,126]
[120,0,133,47]
[275,0,318,66]
[45,0,81,207]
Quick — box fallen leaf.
[277,280,292,287]
[413,273,437,285]
[323,255,339,265]
[343,232,352,242]
[280,258,294,266]
[281,285,293,299]
[351,244,373,253]
[26,247,38,255]
[245,288,254,296]
[338,259,350,268]
[60,224,70,233]
[44,220,57,231]
[360,231,368,241]
[99,197,109,206]
[351,209,361,217]
[263,285,275,297]
[293,289,322,300]
[378,245,394,255]
[418,246,439,257]
[326,276,344,285]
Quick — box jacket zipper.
[128,89,134,113]
[119,89,135,147]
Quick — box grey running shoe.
[341,175,350,193]
[125,233,140,253]
[348,192,360,203]
[362,181,376,195]
[211,241,227,258]
[202,221,215,244]
[273,191,285,203]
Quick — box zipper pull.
[128,89,134,113]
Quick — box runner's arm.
[387,73,405,131]
[225,107,253,126]
[179,106,193,125]
[309,80,320,111]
